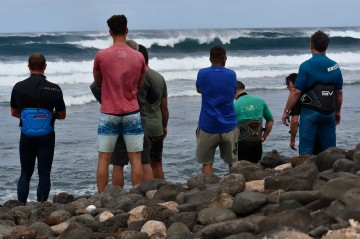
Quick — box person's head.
[210,45,227,66]
[138,44,149,65]
[310,30,329,53]
[28,53,46,72]
[126,39,138,50]
[285,73,298,90]
[236,81,245,91]
[235,81,246,99]
[107,15,128,36]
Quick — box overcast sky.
[0,0,358,33]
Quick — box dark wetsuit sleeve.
[10,87,19,109]
[290,100,301,116]
[54,88,66,112]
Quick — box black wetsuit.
[10,74,65,203]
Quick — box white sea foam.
[1,51,359,87]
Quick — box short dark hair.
[210,45,226,62]
[138,44,148,65]
[107,15,127,35]
[28,53,46,71]
[236,81,245,91]
[311,30,329,52]
[285,73,298,86]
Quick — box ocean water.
[1,27,360,203]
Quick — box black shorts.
[149,136,164,162]
[238,141,263,164]
[111,118,150,166]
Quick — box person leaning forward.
[234,81,274,163]
[93,15,146,192]
[282,30,343,155]
[10,53,66,204]
[195,45,239,174]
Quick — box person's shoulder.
[223,67,237,78]
[149,69,165,80]
[251,94,268,104]
[45,80,63,91]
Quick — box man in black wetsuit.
[10,53,66,204]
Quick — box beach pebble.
[141,220,167,239]
[85,205,96,213]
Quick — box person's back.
[93,14,146,192]
[234,81,273,163]
[94,44,145,114]
[10,53,66,204]
[139,44,169,180]
[145,68,167,137]
[282,30,343,155]
[195,45,238,174]
[234,94,270,123]
[197,66,237,134]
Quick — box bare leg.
[142,164,154,181]
[151,161,165,179]
[97,152,112,192]
[112,165,125,188]
[128,152,143,186]
[202,163,213,174]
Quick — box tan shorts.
[196,127,239,165]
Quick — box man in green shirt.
[141,45,169,179]
[234,81,274,163]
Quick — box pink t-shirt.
[93,44,145,114]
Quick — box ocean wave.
[1,51,360,87]
[2,27,360,56]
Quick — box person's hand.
[335,112,341,125]
[162,127,168,139]
[290,141,297,150]
[261,136,266,142]
[282,110,290,126]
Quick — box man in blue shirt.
[196,45,238,174]
[282,30,343,155]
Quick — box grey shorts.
[196,127,239,165]
[111,118,150,166]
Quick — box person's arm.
[290,115,299,150]
[160,97,169,138]
[93,70,102,86]
[282,88,302,126]
[90,81,102,103]
[261,120,274,142]
[54,110,66,120]
[334,90,343,125]
[196,86,201,93]
[11,108,20,118]
[137,74,144,89]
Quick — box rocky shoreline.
[2,146,360,239]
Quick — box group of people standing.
[195,30,343,174]
[10,14,343,204]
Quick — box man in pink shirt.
[93,15,146,192]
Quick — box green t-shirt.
[234,93,273,125]
[145,69,168,137]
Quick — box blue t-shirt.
[295,54,343,92]
[196,66,237,134]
